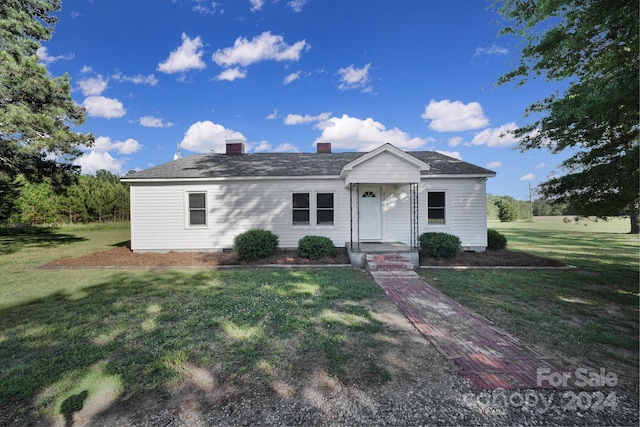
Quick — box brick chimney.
[317,142,331,153]
[225,139,245,155]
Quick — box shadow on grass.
[0,227,87,255]
[0,268,391,425]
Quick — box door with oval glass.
[359,186,382,240]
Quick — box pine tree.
[0,0,94,221]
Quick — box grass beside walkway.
[1,223,388,422]
[421,217,639,389]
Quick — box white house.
[121,142,495,258]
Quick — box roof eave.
[121,175,342,183]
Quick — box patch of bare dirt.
[43,246,565,268]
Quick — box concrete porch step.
[365,253,415,272]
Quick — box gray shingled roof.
[123,151,495,180]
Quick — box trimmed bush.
[298,235,335,259]
[233,229,279,262]
[419,232,461,258]
[487,228,507,250]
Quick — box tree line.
[487,194,576,222]
[1,170,129,225]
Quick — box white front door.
[360,186,382,240]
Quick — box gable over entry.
[341,144,428,250]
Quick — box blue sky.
[39,0,570,200]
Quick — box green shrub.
[233,229,279,261]
[487,228,507,250]
[419,232,461,258]
[298,235,335,259]
[498,200,519,222]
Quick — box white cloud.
[74,151,123,175]
[337,63,372,92]
[212,31,308,67]
[471,122,520,147]
[36,46,70,64]
[252,141,300,153]
[117,138,143,154]
[448,136,463,147]
[112,72,159,86]
[314,114,433,151]
[215,67,247,81]
[138,116,174,128]
[487,161,502,169]
[422,99,489,132]
[157,33,206,74]
[253,141,272,152]
[520,173,535,181]
[78,75,108,96]
[284,71,301,84]
[179,121,245,153]
[266,109,279,120]
[193,1,222,14]
[536,162,549,168]
[284,112,331,125]
[93,136,142,154]
[288,0,307,12]
[436,151,462,160]
[83,96,126,118]
[474,44,509,56]
[249,0,264,11]
[274,143,300,153]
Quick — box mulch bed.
[42,246,565,268]
[419,248,567,267]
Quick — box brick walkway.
[370,270,568,390]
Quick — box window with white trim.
[292,193,310,225]
[188,192,207,226]
[316,193,334,225]
[292,192,336,226]
[427,191,446,225]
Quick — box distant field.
[490,215,632,233]
[488,216,638,271]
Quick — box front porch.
[346,241,419,268]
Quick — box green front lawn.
[1,218,638,422]
[0,224,387,423]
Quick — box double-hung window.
[427,191,446,225]
[316,193,334,225]
[188,192,207,226]
[292,192,335,226]
[292,193,310,225]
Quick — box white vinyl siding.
[421,179,488,249]
[130,179,347,252]
[345,152,421,185]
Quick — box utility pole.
[529,182,533,222]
